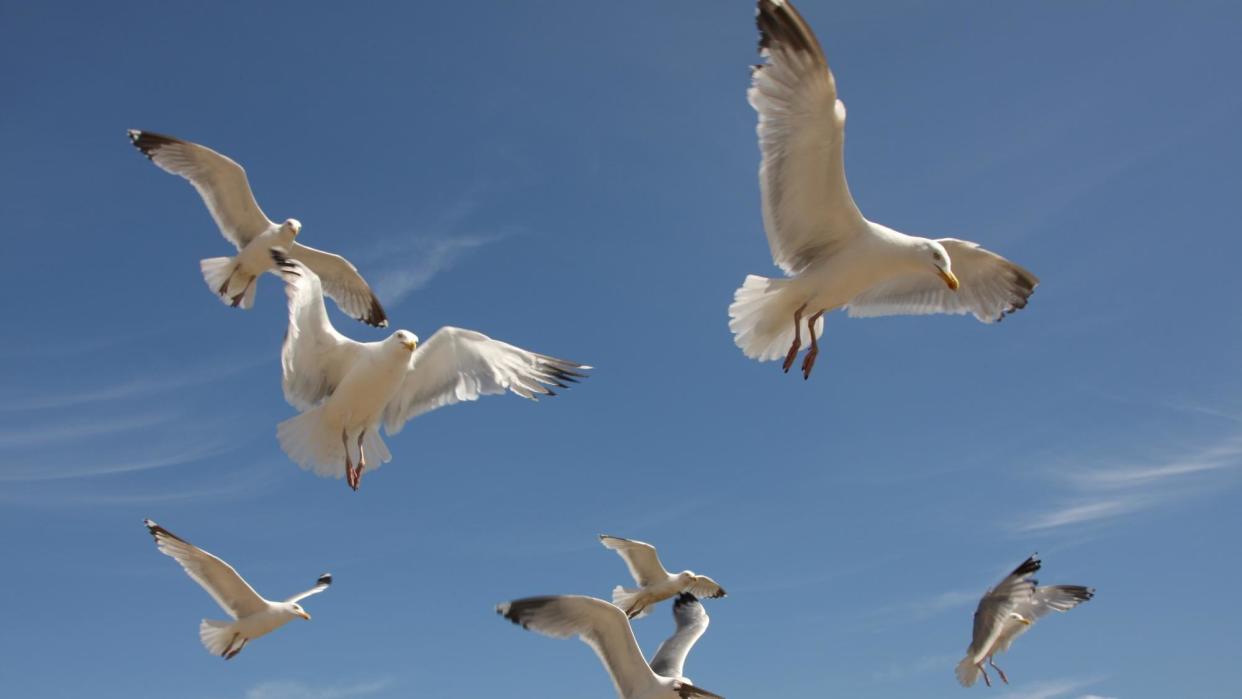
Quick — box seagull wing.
[288,242,388,328]
[650,593,710,679]
[964,555,1040,661]
[993,584,1094,654]
[687,576,727,600]
[599,535,671,587]
[381,327,588,435]
[285,573,333,603]
[272,252,363,410]
[751,0,866,276]
[127,130,274,248]
[144,519,266,619]
[497,595,661,699]
[846,239,1039,322]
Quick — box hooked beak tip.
[939,269,960,291]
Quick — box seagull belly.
[324,353,407,436]
[234,608,291,641]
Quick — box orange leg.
[781,303,808,373]
[801,310,824,380]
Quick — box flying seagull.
[127,129,388,327]
[273,252,589,490]
[599,535,726,619]
[650,593,711,686]
[956,554,1094,687]
[143,519,330,659]
[496,594,725,699]
[728,0,1038,379]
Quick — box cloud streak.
[244,678,394,699]
[370,233,506,305]
[1017,432,1242,533]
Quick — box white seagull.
[957,554,1094,687]
[127,129,388,327]
[599,535,726,619]
[728,0,1038,379]
[650,594,711,686]
[273,252,589,491]
[496,595,725,699]
[143,519,330,659]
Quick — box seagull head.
[390,330,419,353]
[282,219,303,238]
[918,239,959,291]
[289,603,311,621]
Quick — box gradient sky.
[2,1,1240,698]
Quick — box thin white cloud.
[0,438,235,482]
[871,653,958,682]
[995,677,1102,699]
[0,354,270,412]
[244,678,394,699]
[0,412,174,449]
[1016,432,1242,533]
[370,233,506,304]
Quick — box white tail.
[955,656,981,687]
[611,585,653,619]
[200,256,256,309]
[199,619,238,657]
[277,409,391,479]
[728,274,820,361]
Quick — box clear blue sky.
[2,1,1240,698]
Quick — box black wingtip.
[317,573,333,586]
[127,129,180,160]
[674,592,699,605]
[756,0,819,57]
[364,296,389,328]
[1012,553,1041,577]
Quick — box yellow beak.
[297,610,312,621]
[938,269,960,291]
[402,339,418,351]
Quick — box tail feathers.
[728,274,820,361]
[277,409,391,479]
[200,256,238,302]
[199,619,240,657]
[611,585,653,619]
[955,657,981,687]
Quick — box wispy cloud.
[0,354,270,412]
[1017,433,1242,533]
[243,678,394,699]
[0,412,174,449]
[993,677,1103,699]
[863,588,978,623]
[0,436,236,483]
[370,233,507,304]
[871,653,959,682]
[0,460,284,507]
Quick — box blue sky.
[1,1,1240,697]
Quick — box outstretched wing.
[127,129,273,248]
[599,535,671,587]
[994,584,1094,654]
[144,519,266,619]
[381,327,588,434]
[650,593,710,679]
[687,576,727,601]
[272,252,363,410]
[285,573,333,603]
[288,242,388,328]
[751,0,866,276]
[847,239,1038,322]
[964,554,1040,661]
[497,595,660,699]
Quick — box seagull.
[650,594,711,686]
[127,129,388,327]
[599,535,726,619]
[143,519,330,659]
[272,252,589,491]
[496,594,725,699]
[728,0,1038,379]
[956,554,1094,687]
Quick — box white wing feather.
[847,239,1039,322]
[285,573,333,604]
[381,327,588,435]
[497,595,660,699]
[599,535,671,587]
[650,593,710,680]
[751,0,866,276]
[288,242,388,328]
[144,519,267,619]
[127,130,273,248]
[273,254,363,410]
